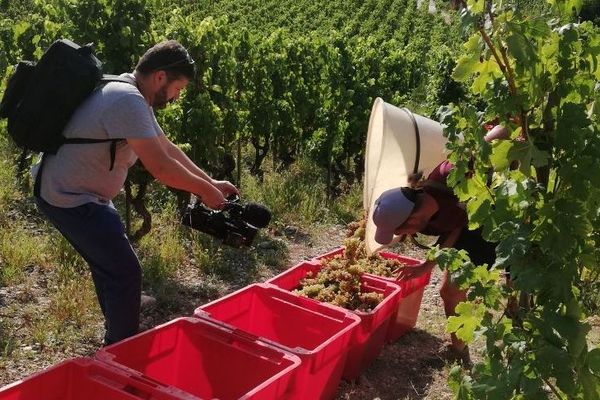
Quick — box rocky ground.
[3,222,597,398]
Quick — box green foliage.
[1,0,466,198]
[43,262,101,345]
[329,181,364,224]
[0,141,19,218]
[437,0,600,397]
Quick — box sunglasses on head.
[154,55,195,70]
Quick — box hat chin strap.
[408,234,432,250]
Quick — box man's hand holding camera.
[183,181,271,247]
[212,180,239,200]
[198,179,239,210]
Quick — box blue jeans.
[35,197,141,345]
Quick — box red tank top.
[420,160,467,236]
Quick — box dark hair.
[400,187,420,203]
[135,40,195,81]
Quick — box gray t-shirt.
[38,74,163,207]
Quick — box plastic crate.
[377,251,430,342]
[0,357,189,400]
[315,247,430,342]
[266,261,401,381]
[194,283,360,400]
[96,317,301,400]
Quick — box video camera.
[181,196,272,247]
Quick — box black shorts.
[453,227,497,267]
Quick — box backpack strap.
[34,74,138,198]
[101,74,137,87]
[62,138,122,170]
[61,74,136,171]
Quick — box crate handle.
[233,328,259,342]
[269,295,349,324]
[227,334,292,365]
[89,372,160,399]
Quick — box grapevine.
[436,0,600,398]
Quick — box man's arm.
[157,134,239,197]
[127,136,226,209]
[158,134,213,182]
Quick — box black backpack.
[0,39,133,158]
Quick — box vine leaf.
[490,138,549,175]
[446,302,485,343]
[466,0,485,14]
[453,35,481,82]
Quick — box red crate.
[315,247,430,342]
[96,317,300,400]
[0,357,189,400]
[266,261,401,381]
[377,251,430,341]
[194,283,360,400]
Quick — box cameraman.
[33,40,239,345]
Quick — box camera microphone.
[241,202,272,228]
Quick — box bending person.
[372,160,495,363]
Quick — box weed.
[0,225,47,285]
[0,318,17,358]
[329,182,363,224]
[255,235,289,268]
[137,205,186,288]
[0,129,19,216]
[240,158,328,225]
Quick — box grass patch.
[197,240,260,285]
[240,157,363,228]
[329,182,363,224]
[240,158,328,226]
[0,126,36,220]
[12,259,102,349]
[0,318,17,359]
[45,271,101,344]
[137,204,187,291]
[0,225,48,285]
[46,231,86,273]
[0,156,19,220]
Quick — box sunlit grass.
[0,131,22,222]
[240,157,363,228]
[0,318,17,359]
[137,204,187,289]
[0,225,48,285]
[45,270,101,343]
[11,236,103,349]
